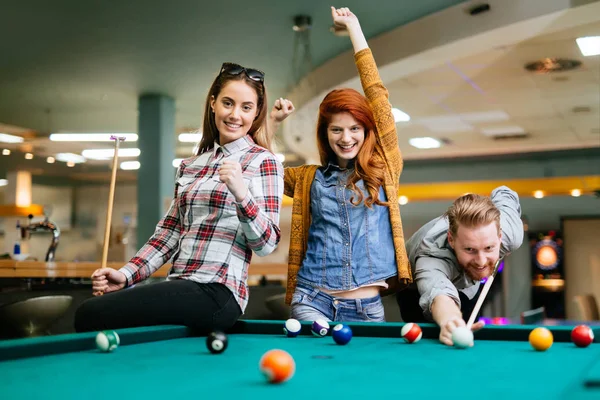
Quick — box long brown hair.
[316,88,388,208]
[196,67,271,155]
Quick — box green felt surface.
[0,321,599,400]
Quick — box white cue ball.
[452,327,474,349]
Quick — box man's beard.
[463,260,496,281]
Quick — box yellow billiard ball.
[529,327,553,351]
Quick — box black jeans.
[74,280,242,334]
[395,285,484,323]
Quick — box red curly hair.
[316,88,388,208]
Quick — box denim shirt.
[298,163,397,290]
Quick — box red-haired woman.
[278,7,412,322]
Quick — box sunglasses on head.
[220,62,265,83]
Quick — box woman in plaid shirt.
[75,62,285,333]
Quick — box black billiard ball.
[206,331,228,354]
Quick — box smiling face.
[326,112,365,168]
[210,80,259,145]
[448,222,502,281]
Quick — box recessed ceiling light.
[459,111,510,123]
[533,190,544,199]
[46,157,55,164]
[2,149,10,155]
[0,179,7,187]
[24,153,33,160]
[0,133,24,143]
[178,132,202,143]
[408,137,441,149]
[576,36,600,57]
[571,189,581,197]
[481,126,525,137]
[120,161,140,170]
[392,108,410,122]
[81,148,140,160]
[398,195,409,205]
[49,133,138,142]
[56,153,86,163]
[172,158,183,168]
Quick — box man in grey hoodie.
[396,186,524,346]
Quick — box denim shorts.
[290,282,386,322]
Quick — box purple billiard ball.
[332,324,352,345]
[311,319,330,337]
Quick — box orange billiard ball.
[259,349,295,383]
[529,327,553,351]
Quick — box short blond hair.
[445,193,500,237]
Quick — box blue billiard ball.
[332,324,352,345]
[284,318,301,337]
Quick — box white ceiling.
[387,21,600,159]
[0,0,598,181]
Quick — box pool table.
[0,320,598,399]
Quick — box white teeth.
[225,122,241,129]
[339,144,355,149]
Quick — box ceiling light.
[56,153,86,163]
[2,149,10,155]
[178,133,202,143]
[533,190,544,199]
[120,161,140,170]
[409,137,441,149]
[275,153,285,163]
[81,148,140,160]
[459,110,510,123]
[0,133,24,143]
[398,195,408,205]
[481,126,525,137]
[66,161,75,167]
[576,36,600,57]
[49,133,138,142]
[24,153,33,160]
[172,158,183,168]
[570,189,581,197]
[46,157,55,164]
[0,179,7,187]
[392,108,410,122]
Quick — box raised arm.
[491,186,524,255]
[332,7,403,179]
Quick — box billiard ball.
[529,327,553,351]
[401,323,422,344]
[283,318,301,337]
[451,327,474,349]
[332,324,353,345]
[311,319,330,337]
[206,331,228,354]
[571,325,594,348]
[95,330,120,352]
[259,349,295,383]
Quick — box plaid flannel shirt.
[119,135,284,312]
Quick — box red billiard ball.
[571,325,594,348]
[401,323,422,344]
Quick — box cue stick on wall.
[466,257,503,329]
[96,135,125,296]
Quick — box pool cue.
[94,135,125,296]
[466,257,503,329]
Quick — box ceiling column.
[136,94,176,249]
